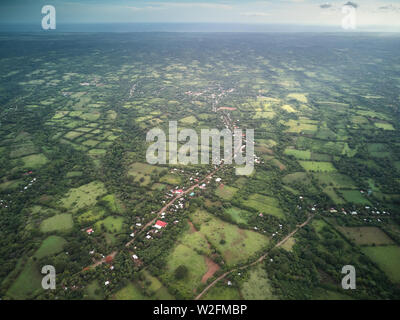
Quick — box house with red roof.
[154,220,168,229]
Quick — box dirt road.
[194,215,314,300]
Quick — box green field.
[215,185,238,200]
[242,194,284,219]
[160,174,181,185]
[6,259,42,299]
[34,235,67,259]
[191,210,269,266]
[95,216,124,233]
[101,194,123,213]
[201,283,241,300]
[112,282,147,300]
[180,115,197,125]
[224,207,253,225]
[241,265,275,300]
[337,227,394,246]
[60,181,107,212]
[40,213,73,233]
[78,207,106,224]
[362,246,400,283]
[299,161,337,172]
[340,190,372,205]
[163,244,208,298]
[19,154,48,169]
[128,162,163,186]
[284,148,311,160]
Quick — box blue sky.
[1,0,399,29]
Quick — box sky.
[0,0,400,31]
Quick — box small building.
[154,220,168,229]
[104,281,110,286]
[130,232,135,238]
[86,228,94,235]
[132,254,138,260]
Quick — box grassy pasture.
[0,179,22,191]
[95,216,124,233]
[313,173,356,189]
[180,115,197,125]
[287,93,308,103]
[283,119,318,134]
[281,237,296,252]
[20,154,48,169]
[241,265,275,300]
[337,227,394,246]
[323,187,345,205]
[6,259,42,299]
[160,174,181,185]
[340,190,372,205]
[101,194,123,213]
[40,213,73,233]
[128,162,163,186]
[284,148,311,160]
[84,281,104,300]
[362,246,400,283]
[282,172,310,185]
[34,235,67,259]
[78,207,106,224]
[215,185,238,200]
[60,181,106,212]
[224,207,253,225]
[191,210,269,266]
[163,244,207,298]
[374,122,395,130]
[112,282,147,300]
[299,161,336,172]
[243,194,284,219]
[201,284,241,300]
[139,270,175,300]
[180,221,212,256]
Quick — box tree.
[174,265,188,280]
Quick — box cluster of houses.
[19,176,37,193]
[327,205,391,224]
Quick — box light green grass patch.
[160,174,181,186]
[20,154,48,169]
[180,115,197,125]
[337,226,394,246]
[6,259,42,299]
[299,161,336,172]
[340,190,372,205]
[95,216,124,233]
[163,244,208,298]
[243,194,284,219]
[202,284,241,300]
[191,210,269,266]
[60,181,107,212]
[40,213,73,233]
[362,246,400,283]
[284,148,311,160]
[215,185,238,200]
[34,235,67,259]
[241,265,275,300]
